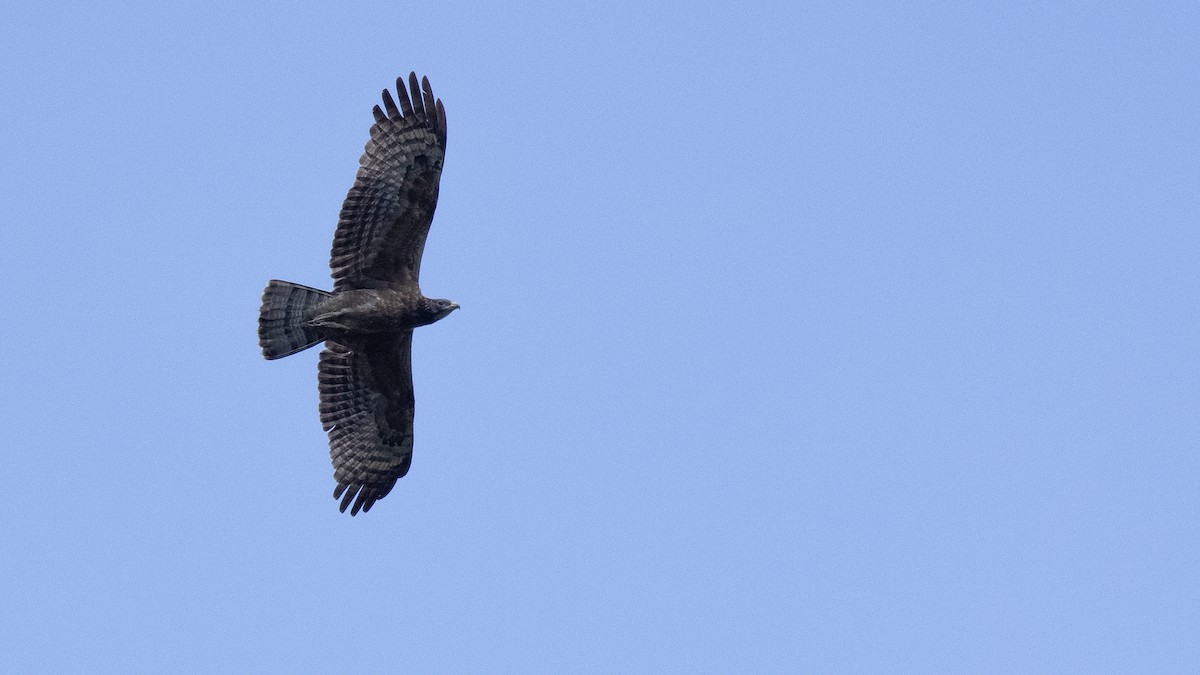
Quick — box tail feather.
[258,280,332,359]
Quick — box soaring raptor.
[258,73,458,515]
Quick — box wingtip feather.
[436,99,447,144]
[420,78,436,125]
[395,76,415,117]
[381,89,400,118]
[408,72,424,116]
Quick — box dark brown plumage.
[258,73,458,515]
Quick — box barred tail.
[258,280,332,360]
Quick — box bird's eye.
[437,300,447,307]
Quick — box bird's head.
[426,297,460,322]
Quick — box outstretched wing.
[318,334,416,515]
[330,72,447,292]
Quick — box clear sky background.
[3,2,1198,672]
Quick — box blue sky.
[3,1,1198,672]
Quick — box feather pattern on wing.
[330,73,447,292]
[318,335,416,515]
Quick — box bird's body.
[310,288,454,334]
[258,73,457,515]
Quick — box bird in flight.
[258,73,458,515]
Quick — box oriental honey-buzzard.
[258,73,458,516]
